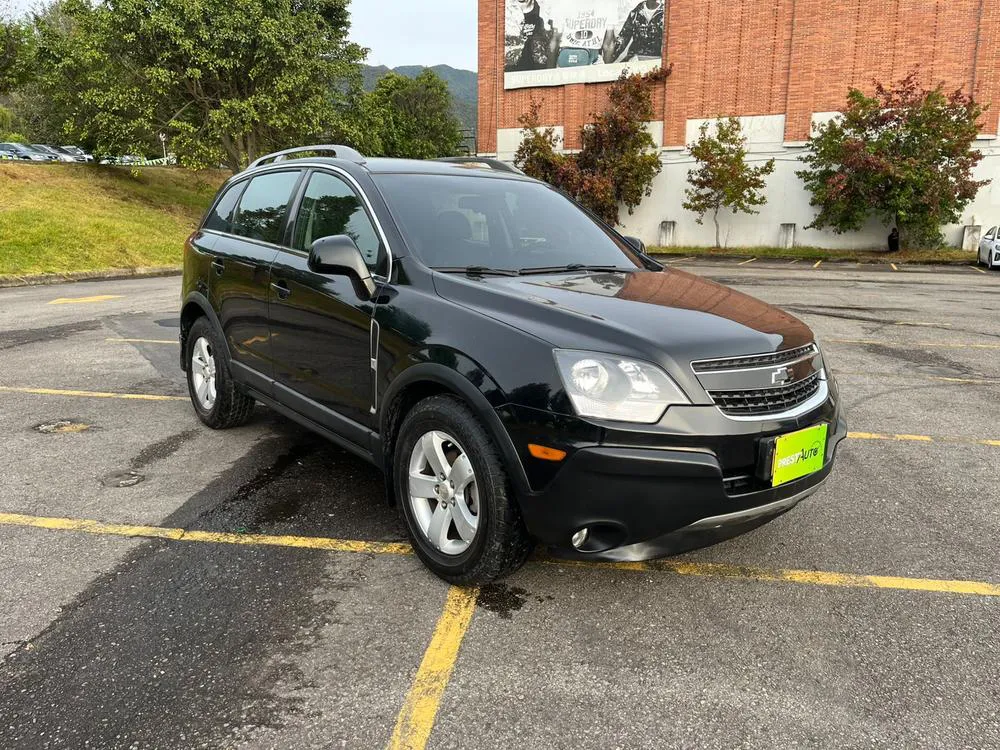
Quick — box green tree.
[0,16,34,94]
[514,67,669,226]
[683,117,776,248]
[797,71,988,248]
[345,69,463,159]
[32,0,365,169]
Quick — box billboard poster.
[504,0,665,90]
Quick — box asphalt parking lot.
[1,260,998,749]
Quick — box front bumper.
[513,406,847,562]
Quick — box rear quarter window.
[202,182,245,234]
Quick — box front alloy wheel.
[408,430,480,555]
[394,395,532,583]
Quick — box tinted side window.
[232,171,301,245]
[293,171,386,275]
[987,227,997,241]
[203,182,244,233]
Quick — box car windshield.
[373,173,644,273]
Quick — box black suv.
[181,145,846,583]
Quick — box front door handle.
[271,281,291,300]
[211,258,225,276]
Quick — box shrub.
[514,67,670,226]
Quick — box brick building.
[478,0,1000,249]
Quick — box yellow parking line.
[813,260,823,268]
[848,431,999,448]
[828,338,1000,350]
[48,295,123,305]
[738,257,757,266]
[0,513,412,554]
[106,338,177,345]
[387,586,479,750]
[890,263,899,271]
[0,386,187,402]
[2,512,999,597]
[561,560,1000,597]
[832,370,998,385]
[972,266,987,274]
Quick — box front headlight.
[553,350,689,423]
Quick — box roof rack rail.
[249,145,366,169]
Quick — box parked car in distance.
[0,142,54,162]
[979,226,999,270]
[180,144,846,584]
[0,145,30,161]
[32,144,77,163]
[60,145,95,162]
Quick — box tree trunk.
[713,207,721,249]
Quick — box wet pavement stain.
[0,443,350,750]
[189,442,318,533]
[132,429,200,470]
[476,583,530,619]
[861,343,978,377]
[0,320,102,350]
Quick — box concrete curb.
[0,266,183,289]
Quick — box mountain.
[361,64,478,133]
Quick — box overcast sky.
[2,0,478,71]
[350,0,477,70]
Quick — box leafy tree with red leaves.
[514,67,670,226]
[797,71,989,249]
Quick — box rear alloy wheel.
[395,395,533,584]
[185,317,255,429]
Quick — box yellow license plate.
[772,424,828,486]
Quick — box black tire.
[394,395,533,584]
[185,317,255,429]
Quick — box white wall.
[491,115,1000,250]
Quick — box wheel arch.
[180,292,229,371]
[378,363,531,506]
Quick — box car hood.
[433,268,814,369]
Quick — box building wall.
[478,0,1000,248]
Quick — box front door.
[268,169,389,439]
[213,169,303,383]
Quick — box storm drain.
[100,471,146,488]
[34,420,92,434]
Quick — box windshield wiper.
[434,266,521,277]
[517,264,633,275]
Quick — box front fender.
[380,360,531,500]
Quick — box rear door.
[268,168,389,438]
[212,169,303,389]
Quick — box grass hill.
[361,64,478,133]
[0,163,225,276]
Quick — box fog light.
[571,528,589,549]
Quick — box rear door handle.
[271,281,291,300]
[211,258,225,276]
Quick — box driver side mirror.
[308,235,378,300]
[623,236,647,254]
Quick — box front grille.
[708,371,822,416]
[692,344,817,373]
